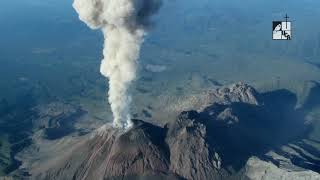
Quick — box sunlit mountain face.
[0,0,320,179]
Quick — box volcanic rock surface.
[26,83,320,180]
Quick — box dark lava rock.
[166,111,223,180]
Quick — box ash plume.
[73,0,161,129]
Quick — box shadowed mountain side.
[29,83,317,180]
[199,88,305,171]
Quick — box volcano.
[25,83,320,180]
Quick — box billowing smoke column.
[73,0,161,129]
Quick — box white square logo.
[272,14,292,40]
[273,21,291,40]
